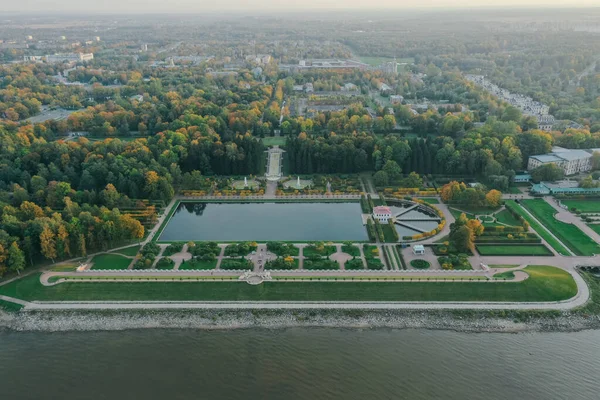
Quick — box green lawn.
[494,271,516,279]
[0,266,576,302]
[110,245,140,257]
[381,224,398,242]
[476,244,553,256]
[522,199,600,256]
[494,209,522,227]
[588,224,600,235]
[562,200,600,213]
[420,198,440,204]
[261,136,287,146]
[90,254,132,270]
[504,201,571,256]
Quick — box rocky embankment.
[1,308,599,333]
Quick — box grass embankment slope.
[0,266,576,303]
[522,199,600,256]
[90,254,132,270]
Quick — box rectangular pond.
[159,202,368,242]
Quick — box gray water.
[159,202,368,242]
[1,328,600,400]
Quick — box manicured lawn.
[49,263,79,272]
[504,201,571,256]
[0,266,576,302]
[381,224,398,242]
[420,198,440,204]
[179,259,217,270]
[90,254,132,270]
[563,200,600,213]
[522,199,600,256]
[588,224,600,235]
[261,136,287,146]
[110,245,140,257]
[450,208,475,220]
[494,271,516,279]
[476,244,553,256]
[494,209,521,227]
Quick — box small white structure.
[373,206,393,223]
[413,245,425,255]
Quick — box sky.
[3,0,599,13]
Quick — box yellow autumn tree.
[485,189,502,208]
[40,225,57,262]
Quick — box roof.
[556,150,592,161]
[413,245,425,251]
[531,154,564,163]
[373,206,392,215]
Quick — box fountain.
[244,177,248,187]
[297,176,300,186]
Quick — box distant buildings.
[45,53,94,63]
[245,54,271,65]
[465,74,555,131]
[378,83,392,94]
[342,83,358,91]
[279,59,369,73]
[527,147,600,175]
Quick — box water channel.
[158,202,368,242]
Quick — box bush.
[224,242,257,257]
[220,259,252,270]
[345,258,365,270]
[156,257,175,269]
[410,259,430,269]
[304,259,339,270]
[163,242,183,256]
[264,257,297,270]
[191,242,220,257]
[141,242,161,257]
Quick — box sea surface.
[1,328,600,399]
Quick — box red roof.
[373,206,392,215]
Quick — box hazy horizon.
[3,0,600,14]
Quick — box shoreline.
[2,308,600,333]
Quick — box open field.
[562,200,600,213]
[90,254,131,270]
[0,266,576,302]
[476,244,553,256]
[504,201,571,256]
[522,199,600,256]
